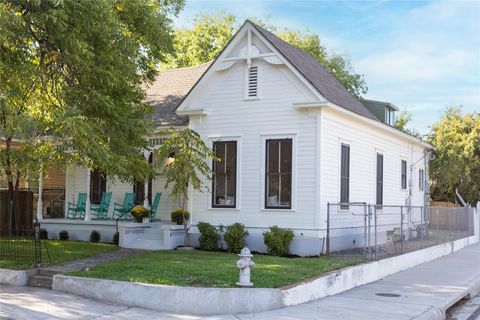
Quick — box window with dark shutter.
[133,180,145,205]
[419,169,424,191]
[212,141,237,208]
[265,139,292,209]
[401,160,407,189]
[246,66,258,98]
[376,154,383,208]
[340,144,350,210]
[90,170,106,204]
[148,153,153,204]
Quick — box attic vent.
[246,66,259,99]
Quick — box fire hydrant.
[236,247,255,287]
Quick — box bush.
[197,222,220,251]
[113,231,119,245]
[59,230,69,241]
[130,206,149,222]
[89,230,101,243]
[263,226,295,256]
[39,228,48,240]
[171,208,190,225]
[224,223,249,253]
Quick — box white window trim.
[260,133,297,212]
[419,168,425,192]
[338,140,351,211]
[400,156,408,192]
[244,64,261,100]
[207,136,242,211]
[375,149,384,210]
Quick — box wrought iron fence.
[326,203,475,260]
[0,222,46,266]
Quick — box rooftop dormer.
[361,99,399,126]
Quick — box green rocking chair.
[113,192,136,221]
[149,192,162,222]
[66,192,87,219]
[91,192,112,220]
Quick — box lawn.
[0,240,118,269]
[69,250,363,288]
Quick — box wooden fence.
[0,190,34,230]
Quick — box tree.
[0,0,183,232]
[428,107,480,205]
[395,110,421,138]
[165,13,367,97]
[155,128,217,246]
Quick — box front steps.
[27,269,61,289]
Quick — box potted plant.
[130,205,150,223]
[155,128,218,249]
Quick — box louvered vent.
[247,66,258,98]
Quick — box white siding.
[189,59,320,236]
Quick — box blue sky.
[175,0,480,134]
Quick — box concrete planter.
[52,235,478,315]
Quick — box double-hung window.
[401,160,407,189]
[90,170,106,204]
[376,153,383,207]
[419,169,424,191]
[265,139,292,209]
[340,144,350,209]
[212,141,237,208]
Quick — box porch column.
[143,150,150,209]
[36,167,43,221]
[84,168,91,221]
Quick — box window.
[133,180,145,205]
[90,170,106,204]
[401,160,407,189]
[340,144,350,209]
[212,141,237,208]
[376,154,383,207]
[385,107,396,126]
[419,169,424,191]
[265,139,292,209]
[246,66,259,99]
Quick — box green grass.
[69,250,363,288]
[0,240,118,269]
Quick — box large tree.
[395,110,421,138]
[428,107,480,205]
[165,13,367,98]
[0,0,183,230]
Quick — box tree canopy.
[0,0,184,191]
[395,110,421,138]
[165,13,367,98]
[428,107,480,205]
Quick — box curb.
[51,236,478,315]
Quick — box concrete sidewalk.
[1,242,479,320]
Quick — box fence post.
[363,203,367,259]
[34,220,41,265]
[400,206,404,254]
[420,207,424,249]
[374,205,378,260]
[326,203,330,255]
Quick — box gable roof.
[250,22,378,121]
[144,62,211,127]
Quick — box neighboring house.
[63,21,432,255]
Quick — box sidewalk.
[1,242,479,319]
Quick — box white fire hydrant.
[236,247,255,287]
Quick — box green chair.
[113,192,135,220]
[149,192,162,222]
[91,192,112,220]
[66,192,87,219]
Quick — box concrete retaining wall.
[52,235,478,315]
[0,268,31,286]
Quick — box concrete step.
[27,274,53,289]
[37,269,61,277]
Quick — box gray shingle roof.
[144,62,211,127]
[251,22,378,121]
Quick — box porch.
[40,219,184,250]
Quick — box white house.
[58,21,432,255]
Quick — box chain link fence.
[326,203,475,260]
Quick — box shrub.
[59,230,69,241]
[113,232,119,245]
[263,226,295,256]
[39,228,48,240]
[171,208,190,225]
[224,223,249,253]
[197,222,220,251]
[89,230,101,243]
[130,206,149,222]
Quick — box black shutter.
[90,170,106,204]
[401,160,407,189]
[340,144,350,209]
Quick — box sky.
[174,0,480,134]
